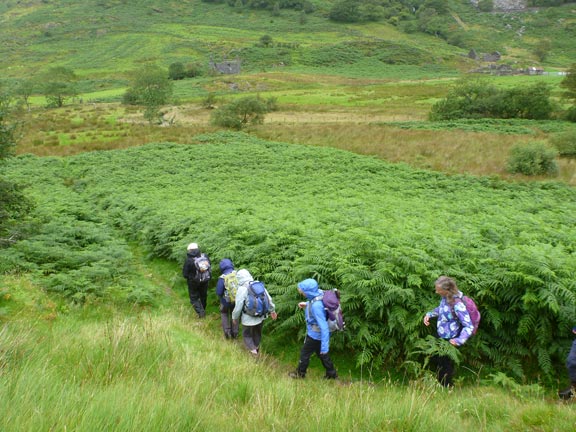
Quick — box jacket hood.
[297,278,322,300]
[219,258,234,273]
[236,269,253,286]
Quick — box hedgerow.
[3,132,576,383]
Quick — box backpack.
[310,289,345,332]
[459,295,481,335]
[193,254,211,282]
[243,281,271,317]
[221,271,239,304]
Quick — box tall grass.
[1,295,575,432]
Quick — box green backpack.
[222,271,239,304]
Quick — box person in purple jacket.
[558,326,576,400]
[423,275,474,387]
[289,278,338,379]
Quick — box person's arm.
[451,300,474,346]
[423,305,440,326]
[266,290,277,320]
[182,259,189,279]
[216,277,225,298]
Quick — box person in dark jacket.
[289,278,338,379]
[182,242,211,318]
[559,326,576,400]
[215,258,239,339]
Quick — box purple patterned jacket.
[426,291,474,347]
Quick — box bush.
[564,106,576,123]
[211,96,268,130]
[507,141,559,176]
[550,130,576,158]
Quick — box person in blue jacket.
[289,278,338,379]
[558,326,576,400]
[215,258,239,340]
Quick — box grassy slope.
[2,257,576,431]
[1,0,575,84]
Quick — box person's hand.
[449,339,458,346]
[232,319,237,326]
[423,315,430,326]
[270,311,278,320]
[298,302,307,309]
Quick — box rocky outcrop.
[470,0,527,11]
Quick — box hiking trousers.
[297,335,337,378]
[187,279,208,318]
[242,322,263,352]
[567,338,576,383]
[220,303,239,339]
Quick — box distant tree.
[184,62,205,78]
[260,34,273,47]
[211,96,268,130]
[533,39,551,62]
[430,80,554,121]
[560,63,576,101]
[15,79,34,111]
[40,67,78,108]
[560,64,576,122]
[329,0,361,23]
[123,65,173,124]
[168,62,186,80]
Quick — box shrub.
[549,130,576,158]
[211,96,268,130]
[564,106,576,123]
[507,141,559,176]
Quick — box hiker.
[423,275,474,387]
[558,326,576,400]
[182,242,212,318]
[215,258,239,339]
[232,269,277,356]
[289,278,338,379]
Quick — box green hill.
[1,0,575,90]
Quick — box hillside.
[1,0,575,90]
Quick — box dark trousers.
[187,279,208,318]
[431,354,454,387]
[242,322,263,352]
[220,303,239,338]
[296,335,337,378]
[567,338,576,384]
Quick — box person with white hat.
[182,242,212,318]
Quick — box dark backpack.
[310,289,345,332]
[243,281,271,317]
[192,254,211,282]
[221,271,239,303]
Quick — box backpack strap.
[308,294,324,332]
